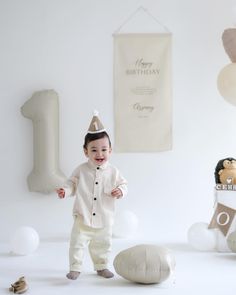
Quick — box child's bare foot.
[97,269,114,278]
[66,271,80,280]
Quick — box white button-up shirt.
[64,160,128,229]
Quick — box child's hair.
[83,131,111,149]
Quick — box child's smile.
[95,157,105,165]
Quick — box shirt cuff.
[118,185,128,197]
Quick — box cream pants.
[69,216,112,272]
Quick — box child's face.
[84,137,112,166]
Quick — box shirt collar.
[87,159,109,170]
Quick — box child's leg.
[68,217,91,279]
[88,226,114,278]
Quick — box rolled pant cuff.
[70,266,82,272]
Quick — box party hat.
[87,110,106,134]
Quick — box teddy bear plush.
[215,157,236,184]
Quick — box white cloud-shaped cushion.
[113,244,175,284]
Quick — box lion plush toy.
[9,277,28,294]
[215,157,236,184]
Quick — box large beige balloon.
[222,28,236,62]
[217,63,236,106]
[21,90,66,194]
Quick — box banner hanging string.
[114,6,170,34]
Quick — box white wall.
[1,0,236,242]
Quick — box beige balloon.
[227,230,236,252]
[217,63,236,106]
[222,28,236,62]
[21,89,67,194]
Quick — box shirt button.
[97,167,100,170]
[95,182,98,185]
[93,213,96,216]
[94,198,97,200]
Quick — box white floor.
[1,237,236,295]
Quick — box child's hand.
[56,188,65,199]
[111,188,123,199]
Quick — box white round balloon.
[217,63,236,106]
[113,210,139,238]
[187,222,216,251]
[10,226,40,255]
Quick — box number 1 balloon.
[21,89,66,194]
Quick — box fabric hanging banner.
[208,203,236,236]
[113,33,172,152]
